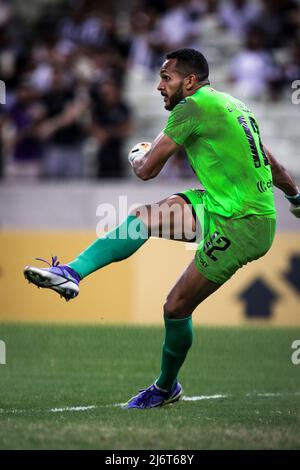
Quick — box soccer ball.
[128,142,151,164]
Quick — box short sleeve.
[163,98,198,145]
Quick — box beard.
[165,85,185,111]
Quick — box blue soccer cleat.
[124,382,182,409]
[24,256,80,301]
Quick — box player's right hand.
[128,142,151,165]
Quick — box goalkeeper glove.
[128,142,151,165]
[285,189,300,218]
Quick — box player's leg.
[125,260,221,408]
[68,193,197,277]
[156,260,220,392]
[130,194,198,243]
[23,213,149,300]
[125,213,277,408]
[154,215,276,397]
[24,194,197,299]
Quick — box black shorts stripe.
[174,192,197,243]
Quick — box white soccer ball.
[128,142,151,164]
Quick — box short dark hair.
[166,48,209,82]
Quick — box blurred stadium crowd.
[0,0,299,180]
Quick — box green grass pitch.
[0,324,300,449]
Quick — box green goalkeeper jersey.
[163,85,276,219]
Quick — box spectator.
[4,80,45,179]
[58,5,104,47]
[228,27,280,100]
[251,0,300,49]
[128,9,157,74]
[218,0,260,38]
[284,41,300,86]
[90,80,133,178]
[148,0,203,67]
[92,46,127,88]
[30,42,56,93]
[39,68,88,179]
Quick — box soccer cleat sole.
[164,389,182,406]
[24,266,79,301]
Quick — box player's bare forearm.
[264,146,299,196]
[131,133,179,180]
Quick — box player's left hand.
[289,204,300,218]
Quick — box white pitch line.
[50,403,126,412]
[48,396,227,412]
[246,391,300,398]
[182,394,227,401]
[0,396,226,415]
[1,391,299,415]
[0,403,124,415]
[50,405,97,412]
[0,408,27,415]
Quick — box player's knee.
[129,204,163,235]
[163,294,191,319]
[129,205,150,227]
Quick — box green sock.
[68,215,148,279]
[156,316,193,391]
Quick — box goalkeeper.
[24,48,300,409]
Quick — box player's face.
[157,59,185,111]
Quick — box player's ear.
[184,74,197,91]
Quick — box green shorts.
[178,189,276,284]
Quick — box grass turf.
[0,323,299,449]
